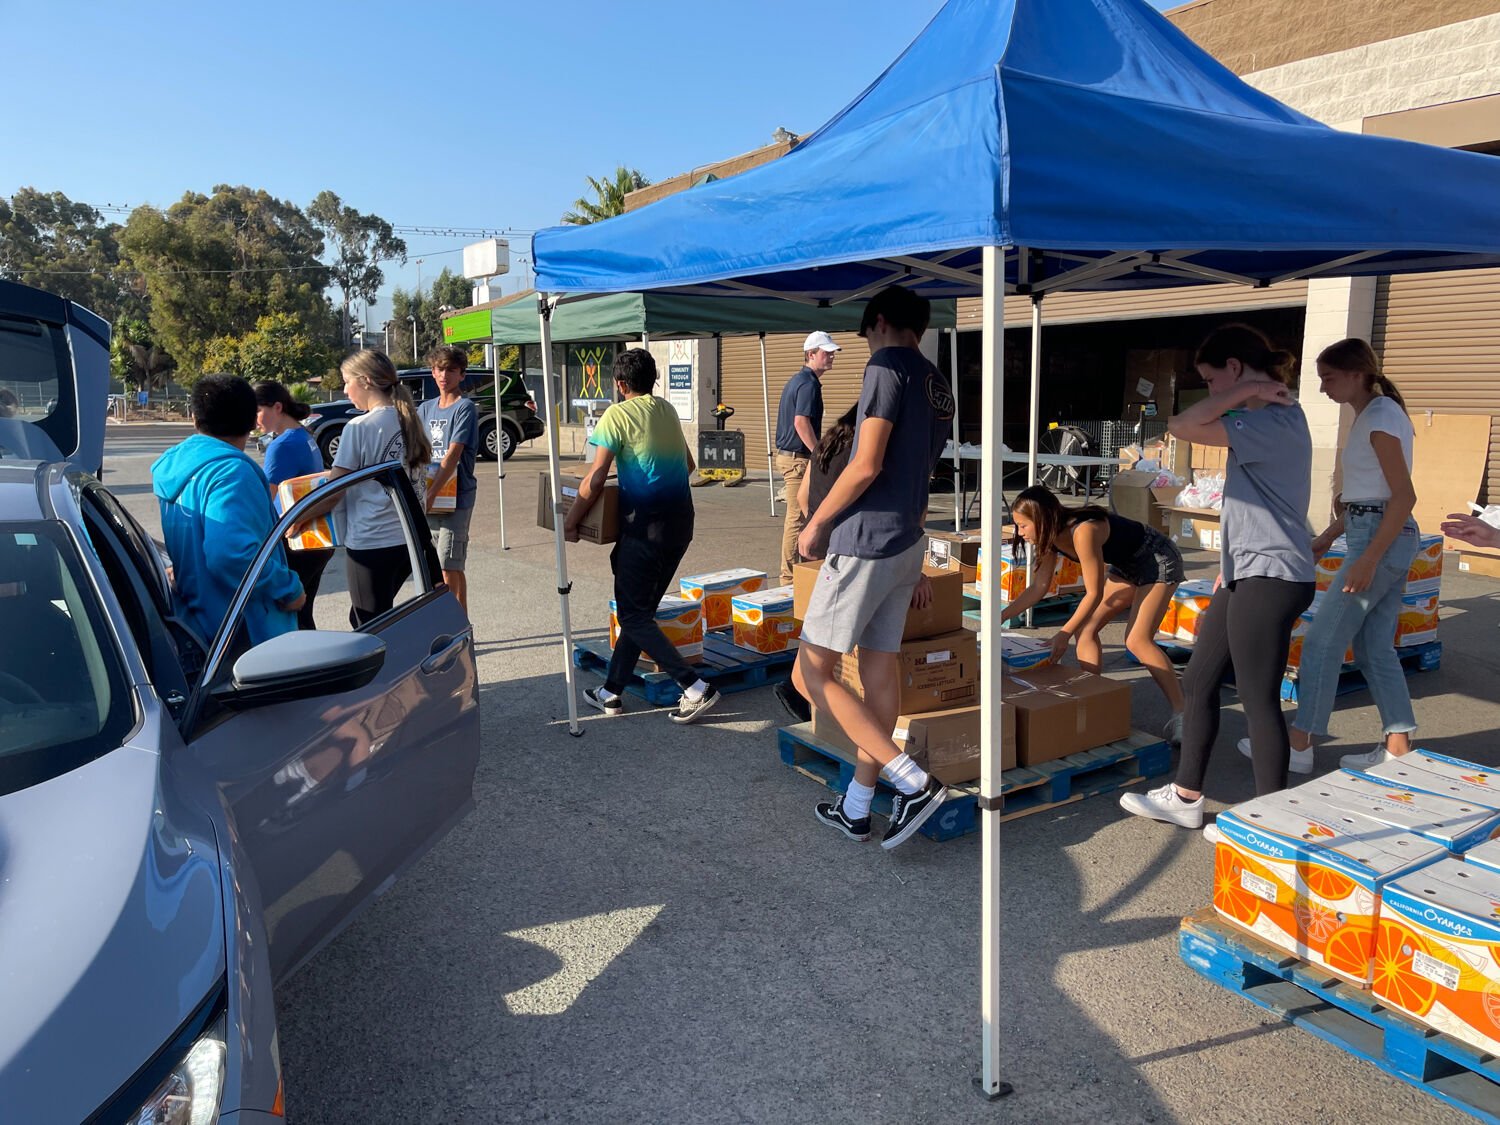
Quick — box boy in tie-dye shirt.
[564,348,720,724]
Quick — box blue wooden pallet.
[1280,640,1442,703]
[573,631,796,705]
[776,722,1171,840]
[1180,908,1500,1123]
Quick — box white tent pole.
[978,245,1010,1100]
[760,332,776,516]
[538,293,582,737]
[493,369,509,550]
[950,327,963,531]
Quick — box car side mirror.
[212,631,386,711]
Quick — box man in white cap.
[773,330,840,583]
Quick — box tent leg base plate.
[973,1077,1013,1102]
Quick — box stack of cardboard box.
[1316,532,1442,648]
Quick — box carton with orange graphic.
[1367,750,1500,808]
[730,587,800,654]
[1314,536,1349,593]
[1406,533,1444,595]
[1213,792,1446,983]
[420,461,458,512]
[1303,770,1500,854]
[1171,579,1216,643]
[275,471,340,551]
[680,568,766,631]
[1154,595,1178,641]
[1377,858,1500,1054]
[1395,590,1439,647]
[999,632,1052,671]
[608,595,703,659]
[1461,838,1500,878]
[1054,554,1084,594]
[987,543,1060,604]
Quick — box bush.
[287,381,318,405]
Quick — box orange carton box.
[608,595,703,659]
[1214,791,1446,983]
[1154,595,1178,640]
[1304,769,1500,853]
[1368,750,1500,807]
[1054,554,1084,594]
[1406,533,1443,594]
[988,542,1059,604]
[275,471,340,551]
[1171,579,1215,643]
[730,586,800,654]
[681,568,766,630]
[420,461,458,512]
[1396,591,1439,647]
[1378,859,1500,1054]
[1314,535,1348,593]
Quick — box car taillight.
[525,398,537,412]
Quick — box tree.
[388,268,474,365]
[0,188,141,322]
[118,185,335,382]
[202,312,335,386]
[110,317,175,390]
[561,166,651,225]
[307,190,406,345]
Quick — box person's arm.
[1340,430,1417,593]
[205,465,304,612]
[563,444,615,543]
[1167,380,1293,447]
[996,551,1058,625]
[793,415,818,453]
[1049,522,1108,658]
[423,402,475,513]
[797,417,891,559]
[1312,496,1346,557]
[1442,512,1500,550]
[289,465,351,535]
[797,464,813,518]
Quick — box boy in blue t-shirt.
[418,345,479,616]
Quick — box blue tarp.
[534,0,1500,299]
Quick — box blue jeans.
[1292,510,1420,739]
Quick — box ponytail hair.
[338,349,433,471]
[1316,337,1406,409]
[1195,323,1297,387]
[814,405,858,474]
[253,379,312,422]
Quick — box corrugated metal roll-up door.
[718,331,866,472]
[955,280,1308,330]
[1372,269,1500,502]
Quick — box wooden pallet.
[776,723,1171,841]
[1129,639,1442,703]
[572,631,796,705]
[1180,907,1500,1124]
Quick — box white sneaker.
[1119,783,1204,829]
[1237,736,1315,775]
[1340,745,1391,771]
[1163,713,1184,746]
[1203,823,1224,846]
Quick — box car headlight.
[127,1013,227,1125]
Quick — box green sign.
[442,307,492,343]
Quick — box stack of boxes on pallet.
[1210,751,1500,1057]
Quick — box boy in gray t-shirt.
[791,285,955,851]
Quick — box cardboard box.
[1164,506,1222,552]
[1396,590,1439,647]
[1377,859,1500,1054]
[1004,665,1131,765]
[681,567,766,630]
[792,560,963,642]
[421,462,458,513]
[1170,579,1216,644]
[276,471,340,551]
[834,630,979,714]
[538,469,619,544]
[608,595,703,659]
[1213,792,1446,983]
[999,632,1053,671]
[1463,838,1500,876]
[1300,769,1500,853]
[896,704,1017,781]
[1111,470,1178,535]
[730,586,800,654]
[1367,750,1500,807]
[1406,533,1443,593]
[927,531,982,582]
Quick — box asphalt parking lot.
[105,425,1500,1124]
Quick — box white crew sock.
[843,780,876,821]
[597,686,621,703]
[881,753,930,795]
[683,678,711,702]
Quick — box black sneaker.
[583,686,624,716]
[815,795,871,842]
[772,680,812,724]
[881,779,949,850]
[670,685,721,724]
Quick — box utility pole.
[409,315,418,363]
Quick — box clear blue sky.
[5,0,1177,322]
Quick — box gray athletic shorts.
[429,504,473,571]
[799,538,926,654]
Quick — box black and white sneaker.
[881,779,949,850]
[670,685,721,724]
[815,795,871,842]
[772,680,812,724]
[583,686,624,716]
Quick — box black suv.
[305,368,544,467]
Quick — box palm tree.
[561,166,651,225]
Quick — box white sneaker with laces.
[1119,783,1204,829]
[1340,745,1391,771]
[1236,736,1315,775]
[1203,823,1224,846]
[1163,713,1184,746]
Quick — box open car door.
[179,462,479,982]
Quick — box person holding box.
[1238,339,1420,773]
[1001,485,1186,741]
[567,348,721,724]
[256,379,330,631]
[792,285,954,851]
[1120,324,1314,829]
[418,345,478,617]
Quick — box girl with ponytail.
[297,349,433,626]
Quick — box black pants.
[605,511,697,693]
[346,544,412,629]
[1176,577,1315,797]
[287,547,334,631]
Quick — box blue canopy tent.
[528,0,1500,1093]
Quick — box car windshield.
[0,522,136,794]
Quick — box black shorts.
[1107,527,1185,587]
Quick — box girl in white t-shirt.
[296,350,431,626]
[1254,338,1419,773]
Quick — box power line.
[86,202,534,239]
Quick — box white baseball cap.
[803,331,841,354]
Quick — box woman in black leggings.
[1120,324,1315,829]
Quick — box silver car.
[0,280,480,1123]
